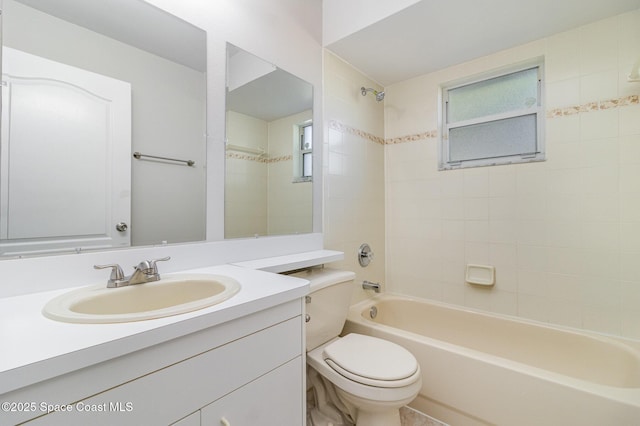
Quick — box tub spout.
[362,280,381,293]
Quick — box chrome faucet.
[95,256,171,288]
[362,280,381,293]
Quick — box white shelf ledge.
[231,250,344,273]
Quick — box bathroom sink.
[42,274,241,324]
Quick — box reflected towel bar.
[133,152,195,166]
[225,143,266,157]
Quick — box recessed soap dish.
[465,264,495,286]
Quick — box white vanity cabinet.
[169,357,302,426]
[200,357,302,425]
[9,299,305,426]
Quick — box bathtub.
[343,294,640,426]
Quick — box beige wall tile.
[327,9,640,338]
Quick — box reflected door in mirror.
[0,0,207,257]
[0,47,131,255]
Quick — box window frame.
[438,57,545,170]
[293,121,313,183]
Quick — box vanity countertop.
[0,264,309,395]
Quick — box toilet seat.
[307,335,422,406]
[323,334,419,388]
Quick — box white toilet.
[296,268,421,426]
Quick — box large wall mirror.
[0,0,207,257]
[225,44,313,239]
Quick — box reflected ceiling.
[227,68,313,121]
[16,0,206,71]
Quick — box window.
[439,58,544,170]
[293,122,312,182]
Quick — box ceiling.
[326,0,640,86]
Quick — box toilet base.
[308,406,349,426]
[307,368,352,426]
[335,387,406,426]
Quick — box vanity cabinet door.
[201,357,303,426]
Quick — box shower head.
[361,86,385,102]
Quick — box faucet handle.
[358,243,374,267]
[149,256,171,274]
[94,264,125,287]
[134,260,153,273]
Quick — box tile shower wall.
[384,10,640,339]
[225,110,313,238]
[225,111,268,238]
[323,51,386,304]
[267,110,313,235]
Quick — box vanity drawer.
[201,357,303,426]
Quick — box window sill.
[292,176,312,183]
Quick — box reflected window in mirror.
[296,121,313,182]
[225,44,313,239]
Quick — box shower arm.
[361,87,378,96]
[361,86,385,101]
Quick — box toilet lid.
[323,334,418,385]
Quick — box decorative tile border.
[267,154,294,163]
[225,152,292,163]
[386,130,438,144]
[331,93,640,146]
[329,119,436,146]
[547,94,639,118]
[328,119,385,145]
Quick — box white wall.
[0,0,323,298]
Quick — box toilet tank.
[290,268,355,351]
